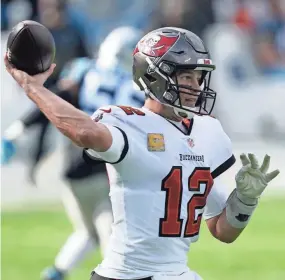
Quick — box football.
[6,20,56,75]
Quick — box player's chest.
[136,129,211,189]
[137,127,214,237]
[143,129,210,167]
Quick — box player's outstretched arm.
[206,153,280,243]
[4,54,112,151]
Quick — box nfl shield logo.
[187,138,195,148]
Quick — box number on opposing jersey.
[159,167,213,237]
[117,106,145,116]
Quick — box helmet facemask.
[163,67,217,118]
[142,57,216,118]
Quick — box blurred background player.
[35,0,90,89]
[1,26,145,280]
[1,0,90,172]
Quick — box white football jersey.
[85,105,235,279]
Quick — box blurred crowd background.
[2,0,285,77]
[1,0,284,203]
[2,0,285,136]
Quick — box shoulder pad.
[195,114,220,127]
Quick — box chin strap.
[173,98,197,119]
[138,75,196,119]
[173,107,194,119]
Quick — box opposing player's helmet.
[97,26,143,72]
[133,27,216,117]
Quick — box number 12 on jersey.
[159,167,214,237]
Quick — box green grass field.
[2,198,285,280]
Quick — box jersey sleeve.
[203,177,230,220]
[209,119,236,179]
[83,107,129,164]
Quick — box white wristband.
[226,189,258,229]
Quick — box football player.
[4,27,280,280]
[2,26,144,280]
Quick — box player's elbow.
[76,128,97,148]
[77,124,111,151]
[211,227,241,244]
[214,234,237,244]
[207,221,239,244]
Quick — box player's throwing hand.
[4,54,56,90]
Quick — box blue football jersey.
[60,58,145,115]
[79,62,144,115]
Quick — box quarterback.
[4,27,279,280]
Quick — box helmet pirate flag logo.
[134,34,179,57]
